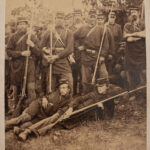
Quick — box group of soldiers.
[5,6,146,141]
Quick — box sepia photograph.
[3,0,148,149]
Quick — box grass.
[5,92,146,150]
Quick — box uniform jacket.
[39,90,72,117]
[107,23,122,52]
[40,26,74,74]
[6,30,41,85]
[123,20,146,70]
[69,84,124,109]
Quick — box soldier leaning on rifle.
[74,9,97,95]
[40,11,74,94]
[6,17,41,113]
[65,78,124,120]
[80,10,114,94]
[5,79,72,140]
[123,6,146,90]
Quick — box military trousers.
[44,72,73,94]
[81,62,108,94]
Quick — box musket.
[13,1,35,117]
[91,2,115,84]
[91,24,107,84]
[36,85,146,136]
[49,20,53,93]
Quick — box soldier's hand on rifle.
[21,50,31,57]
[48,55,59,64]
[26,39,35,47]
[42,97,48,109]
[97,102,104,110]
[62,107,73,119]
[78,46,85,51]
[42,47,50,55]
[99,56,105,63]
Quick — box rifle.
[12,2,35,117]
[36,85,146,136]
[91,2,115,85]
[48,24,53,93]
[91,24,107,84]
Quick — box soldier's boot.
[5,113,31,131]
[14,122,33,135]
[18,129,31,141]
[7,85,18,115]
[14,126,22,135]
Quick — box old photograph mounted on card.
[5,0,146,149]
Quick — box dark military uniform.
[74,22,96,94]
[70,84,124,119]
[80,24,111,94]
[40,18,74,93]
[5,32,12,112]
[5,88,72,128]
[106,23,123,74]
[7,30,41,101]
[123,19,146,89]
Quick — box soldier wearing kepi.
[40,11,74,94]
[71,9,84,95]
[5,79,72,140]
[74,9,97,94]
[66,78,124,120]
[106,10,123,75]
[123,6,146,90]
[6,17,41,113]
[80,10,112,94]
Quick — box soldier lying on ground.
[8,78,126,141]
[5,79,72,137]
[66,77,125,120]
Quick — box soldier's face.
[97,84,107,94]
[59,84,70,96]
[88,17,96,27]
[130,10,139,17]
[108,16,116,24]
[97,16,105,25]
[55,18,64,27]
[17,22,28,30]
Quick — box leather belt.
[86,49,96,54]
[53,47,64,54]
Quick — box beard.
[17,27,27,34]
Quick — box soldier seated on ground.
[65,78,125,120]
[5,79,72,134]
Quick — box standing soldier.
[123,6,146,90]
[74,9,97,95]
[40,11,74,94]
[71,9,84,95]
[6,17,41,113]
[106,10,123,76]
[79,10,113,94]
[5,23,13,113]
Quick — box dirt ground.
[5,92,146,150]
